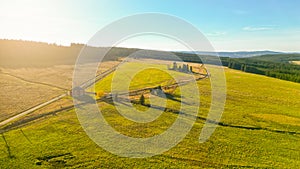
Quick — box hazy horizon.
[1,38,299,53]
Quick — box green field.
[1,62,300,168]
[91,62,195,93]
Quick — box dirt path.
[0,94,66,127]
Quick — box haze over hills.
[183,51,288,58]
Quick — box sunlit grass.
[0,63,300,168]
[91,62,193,93]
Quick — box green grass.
[222,69,300,129]
[91,62,193,93]
[0,63,300,168]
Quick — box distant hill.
[182,51,285,58]
[0,39,137,68]
[250,54,300,63]
[0,39,222,68]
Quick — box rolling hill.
[0,61,299,168]
[0,39,136,68]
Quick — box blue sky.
[0,0,300,51]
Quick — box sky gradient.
[0,0,300,51]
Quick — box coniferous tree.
[140,94,145,105]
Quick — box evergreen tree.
[140,94,145,105]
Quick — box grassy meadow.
[91,61,196,93]
[0,73,64,122]
[0,62,300,168]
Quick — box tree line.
[221,57,300,83]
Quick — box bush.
[97,90,105,98]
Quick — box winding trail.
[0,62,235,135]
[1,67,299,136]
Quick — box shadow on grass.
[1,133,15,159]
[102,96,300,136]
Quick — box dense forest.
[221,55,300,83]
[250,54,300,63]
[0,40,137,67]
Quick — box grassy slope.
[223,68,300,127]
[0,64,300,168]
[92,62,195,93]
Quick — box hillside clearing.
[290,61,300,65]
